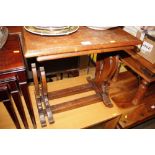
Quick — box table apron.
[35,46,135,62]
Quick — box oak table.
[0,34,36,128]
[22,26,141,127]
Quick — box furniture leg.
[0,84,21,129]
[95,55,119,107]
[17,71,36,128]
[132,79,149,105]
[95,60,103,83]
[40,67,54,124]
[9,80,29,128]
[112,60,121,82]
[101,81,112,107]
[31,63,46,127]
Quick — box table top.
[0,34,25,74]
[22,26,142,59]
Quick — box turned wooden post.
[132,79,149,105]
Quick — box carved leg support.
[36,96,46,127]
[132,79,149,105]
[95,55,119,107]
[32,64,54,127]
[101,82,113,107]
[31,63,46,127]
[112,60,121,82]
[40,67,54,124]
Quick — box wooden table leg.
[17,71,36,128]
[112,60,121,82]
[8,79,29,128]
[0,84,21,129]
[40,67,54,124]
[95,55,119,107]
[31,63,46,127]
[132,79,149,105]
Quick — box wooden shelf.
[125,49,155,73]
[120,53,155,82]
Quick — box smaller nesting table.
[0,34,36,128]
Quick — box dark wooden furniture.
[7,26,23,34]
[6,26,80,82]
[0,83,21,128]
[22,26,141,127]
[0,34,36,128]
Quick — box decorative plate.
[87,26,117,30]
[34,26,69,30]
[24,26,79,36]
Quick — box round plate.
[87,26,117,30]
[24,26,79,36]
[34,26,69,30]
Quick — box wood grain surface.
[22,26,142,58]
[0,34,24,73]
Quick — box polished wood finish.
[95,55,120,107]
[119,99,155,128]
[22,27,141,58]
[8,77,29,128]
[110,71,139,108]
[0,35,24,72]
[119,48,155,108]
[31,63,46,127]
[0,34,36,128]
[39,67,54,124]
[120,52,155,82]
[31,63,54,127]
[36,47,134,62]
[110,70,155,111]
[132,79,149,105]
[23,27,141,126]
[0,83,21,129]
[109,70,155,128]
[125,49,155,73]
[51,94,101,114]
[7,26,23,34]
[48,83,92,99]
